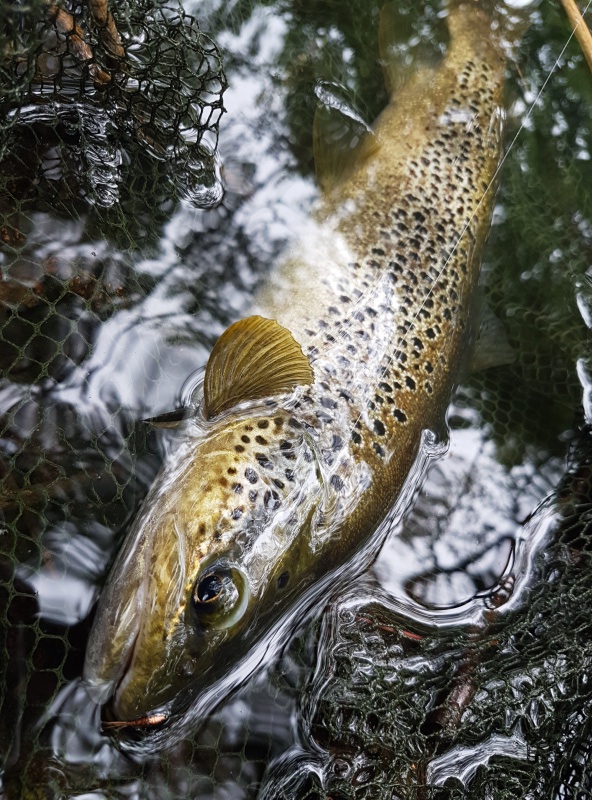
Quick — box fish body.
[84,2,506,726]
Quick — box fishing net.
[1,0,592,798]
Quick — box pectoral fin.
[203,316,314,419]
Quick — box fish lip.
[99,630,171,732]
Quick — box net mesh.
[1,0,592,798]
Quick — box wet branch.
[87,0,125,61]
[45,0,125,85]
[46,4,111,84]
[560,0,592,73]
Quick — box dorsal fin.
[313,83,379,194]
[203,316,314,419]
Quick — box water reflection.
[1,0,592,797]
[260,422,592,799]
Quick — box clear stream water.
[1,0,592,797]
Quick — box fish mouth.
[96,631,171,733]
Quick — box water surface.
[1,0,592,797]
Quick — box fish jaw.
[83,426,211,720]
[84,411,321,723]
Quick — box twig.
[87,0,125,61]
[560,0,592,73]
[46,4,112,84]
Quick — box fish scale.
[255,10,505,548]
[84,1,508,729]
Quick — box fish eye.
[190,565,248,629]
[196,573,226,604]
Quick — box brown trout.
[84,1,507,729]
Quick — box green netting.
[1,0,592,798]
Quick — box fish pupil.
[197,574,223,603]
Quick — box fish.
[84,0,508,731]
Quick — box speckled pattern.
[84,2,509,724]
[255,4,506,548]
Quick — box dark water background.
[2,0,592,797]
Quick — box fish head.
[83,409,321,725]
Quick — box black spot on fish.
[255,435,268,445]
[330,475,344,492]
[331,434,344,451]
[374,419,386,436]
[245,468,258,484]
[406,376,416,390]
[285,469,295,482]
[425,361,434,374]
[258,420,269,429]
[317,410,334,424]
[278,571,289,589]
[273,478,285,490]
[231,507,244,520]
[394,409,408,423]
[248,490,258,501]
[373,442,385,458]
[232,483,243,494]
[351,431,362,445]
[256,453,273,469]
[227,467,237,475]
[235,445,245,453]
[264,490,281,510]
[279,440,293,452]
[241,435,250,443]
[198,523,206,535]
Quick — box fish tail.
[379,1,523,99]
[446,1,505,65]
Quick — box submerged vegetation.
[1,0,592,798]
